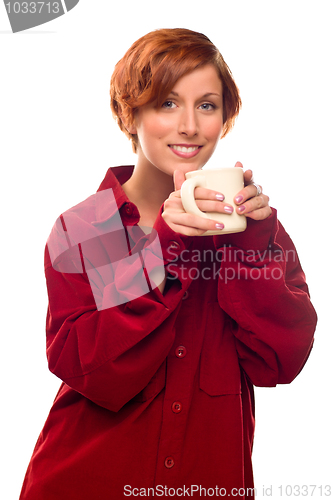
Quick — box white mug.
[180,168,247,236]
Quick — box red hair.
[110,28,241,153]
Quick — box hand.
[233,161,272,220]
[162,162,272,236]
[162,170,233,236]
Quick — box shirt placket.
[154,292,202,487]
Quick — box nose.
[178,107,198,137]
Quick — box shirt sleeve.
[214,208,317,386]
[45,209,195,412]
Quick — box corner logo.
[3,0,80,33]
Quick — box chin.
[183,163,205,173]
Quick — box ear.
[126,123,137,135]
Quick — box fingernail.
[224,206,233,214]
[215,223,225,230]
[238,205,246,213]
[216,193,225,201]
[235,195,243,204]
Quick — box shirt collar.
[94,166,140,224]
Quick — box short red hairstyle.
[110,28,241,153]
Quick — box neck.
[122,156,175,226]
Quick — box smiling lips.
[169,144,202,159]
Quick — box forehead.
[169,64,222,95]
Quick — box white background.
[1,1,332,499]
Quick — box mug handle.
[180,176,209,219]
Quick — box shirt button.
[169,240,180,251]
[164,456,175,469]
[182,290,189,300]
[124,203,133,215]
[171,401,182,413]
[175,346,187,358]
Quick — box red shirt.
[19,166,317,499]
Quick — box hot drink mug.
[180,168,247,236]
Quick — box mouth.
[169,144,202,159]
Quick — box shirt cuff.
[213,208,278,253]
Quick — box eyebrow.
[169,91,221,98]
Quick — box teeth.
[172,145,199,153]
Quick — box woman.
[19,28,317,499]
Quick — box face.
[131,64,224,176]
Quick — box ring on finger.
[252,182,262,196]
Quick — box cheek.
[202,116,224,141]
[212,118,224,139]
[139,116,171,143]
[153,115,173,137]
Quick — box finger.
[162,211,226,236]
[173,170,186,191]
[173,184,227,204]
[234,161,243,169]
[189,186,234,214]
[192,186,225,202]
[164,194,233,218]
[236,193,270,215]
[234,162,254,184]
[243,169,254,185]
[233,165,254,201]
[244,205,272,221]
[234,183,262,205]
[195,199,234,215]
[166,193,233,223]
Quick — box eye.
[199,103,216,111]
[162,100,177,109]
